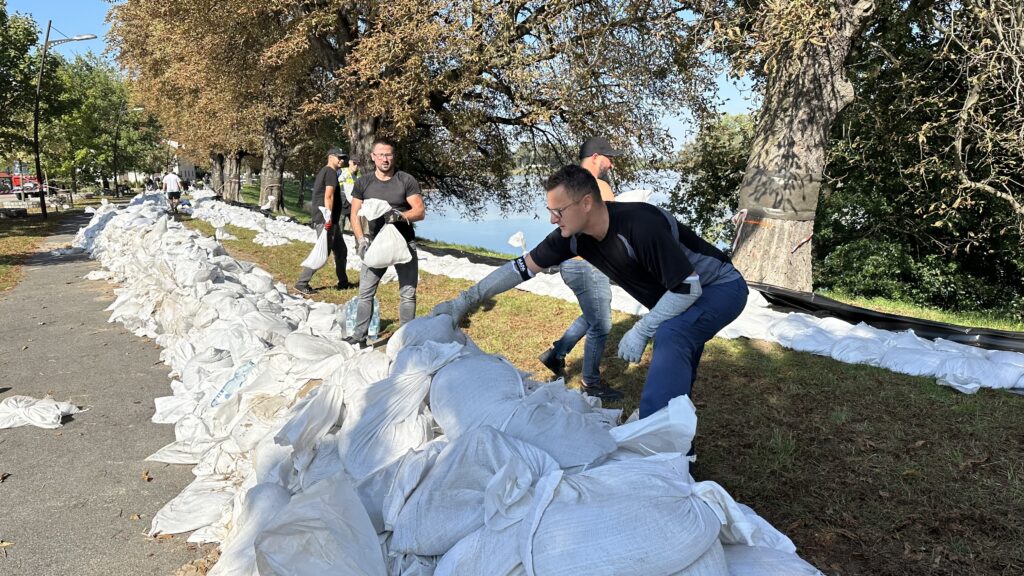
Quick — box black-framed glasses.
[547,198,582,219]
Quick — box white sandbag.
[691,482,796,553]
[338,342,462,481]
[829,336,886,365]
[357,439,447,533]
[936,356,1024,393]
[385,314,466,359]
[209,483,292,576]
[274,374,344,462]
[502,383,617,468]
[150,475,236,536]
[358,198,392,220]
[877,346,948,377]
[673,540,729,576]
[616,188,653,203]
[300,208,331,269]
[434,522,525,576]
[0,395,83,429]
[363,223,413,268]
[429,354,525,440]
[523,455,721,576]
[722,544,823,576]
[609,395,698,459]
[390,426,559,556]
[253,470,387,576]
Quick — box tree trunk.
[346,104,381,165]
[297,174,305,208]
[223,151,243,202]
[101,175,110,192]
[260,118,288,209]
[209,152,225,195]
[732,0,873,292]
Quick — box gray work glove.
[617,276,702,364]
[430,260,529,327]
[357,238,370,259]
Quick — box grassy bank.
[0,211,76,293]
[822,289,1024,332]
[180,217,1024,576]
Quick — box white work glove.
[617,276,702,364]
[356,238,370,259]
[431,259,530,327]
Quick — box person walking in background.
[161,170,183,214]
[537,137,623,400]
[294,147,351,295]
[345,138,425,347]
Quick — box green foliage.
[0,0,37,151]
[665,113,753,246]
[39,54,164,188]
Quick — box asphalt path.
[0,212,208,575]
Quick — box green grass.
[240,181,312,224]
[0,211,76,293]
[822,289,1024,332]
[179,218,1024,576]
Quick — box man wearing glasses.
[432,164,748,425]
[346,138,426,347]
[537,137,623,400]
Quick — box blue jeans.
[640,277,748,418]
[552,259,612,385]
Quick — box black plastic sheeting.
[750,283,1024,354]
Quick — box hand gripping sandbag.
[362,223,412,268]
[300,207,332,269]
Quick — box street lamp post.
[32,20,96,218]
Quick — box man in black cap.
[536,137,624,400]
[294,147,352,295]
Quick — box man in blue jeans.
[432,164,748,420]
[538,137,623,400]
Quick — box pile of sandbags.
[76,194,822,576]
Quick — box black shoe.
[343,336,367,349]
[294,283,315,295]
[538,347,566,379]
[581,381,624,401]
[335,281,353,290]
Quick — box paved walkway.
[0,212,207,575]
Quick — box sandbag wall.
[186,192,1024,394]
[74,195,823,575]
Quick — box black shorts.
[168,191,181,200]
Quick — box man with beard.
[345,138,426,347]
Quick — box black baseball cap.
[327,147,348,161]
[579,137,624,159]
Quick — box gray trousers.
[351,240,419,340]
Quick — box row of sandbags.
[187,194,1024,394]
[74,194,821,575]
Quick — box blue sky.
[9,0,755,145]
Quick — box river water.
[415,171,681,255]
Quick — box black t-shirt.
[352,170,422,241]
[530,202,737,309]
[310,166,341,224]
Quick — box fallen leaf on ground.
[0,541,13,548]
[141,470,153,482]
[130,513,142,521]
[0,472,10,482]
